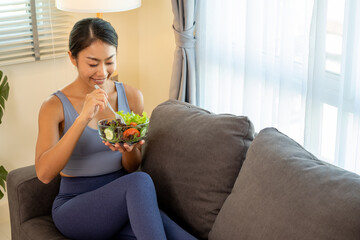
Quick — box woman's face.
[70,40,117,87]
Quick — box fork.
[94,85,126,124]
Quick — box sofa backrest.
[141,99,255,239]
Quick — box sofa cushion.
[141,99,255,239]
[209,127,360,240]
[21,215,69,240]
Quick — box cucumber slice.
[104,128,114,140]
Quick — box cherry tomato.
[130,122,138,127]
[123,128,140,138]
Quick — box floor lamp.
[55,0,141,18]
[55,0,141,79]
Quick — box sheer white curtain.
[307,0,360,173]
[196,0,360,174]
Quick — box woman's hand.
[79,88,108,122]
[104,140,145,172]
[103,83,145,172]
[103,140,145,153]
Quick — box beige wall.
[0,0,174,219]
[138,0,174,113]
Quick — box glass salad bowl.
[97,111,149,145]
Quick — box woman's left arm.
[104,84,145,172]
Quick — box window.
[308,0,346,164]
[325,0,344,74]
[0,0,72,66]
[196,0,360,174]
[307,0,360,170]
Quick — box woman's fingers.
[103,141,116,151]
[114,143,127,152]
[94,88,108,98]
[103,141,126,152]
[123,140,145,151]
[106,142,121,152]
[103,141,144,153]
[123,143,134,152]
[93,89,108,112]
[82,88,108,118]
[95,98,107,112]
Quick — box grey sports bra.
[53,82,131,177]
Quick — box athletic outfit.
[51,82,197,240]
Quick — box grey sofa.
[7,99,360,240]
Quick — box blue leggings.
[52,169,197,240]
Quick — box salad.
[98,111,149,144]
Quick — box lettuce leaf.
[116,111,149,125]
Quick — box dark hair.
[69,18,118,58]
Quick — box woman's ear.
[68,51,77,67]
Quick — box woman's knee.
[128,171,154,188]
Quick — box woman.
[35,18,197,240]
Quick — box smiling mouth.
[91,78,106,82]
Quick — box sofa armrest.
[7,165,60,239]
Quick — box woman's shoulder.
[42,93,63,108]
[122,82,144,114]
[38,93,64,120]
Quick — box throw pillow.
[209,127,360,240]
[141,99,255,239]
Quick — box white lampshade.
[55,0,141,13]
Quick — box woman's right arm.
[35,96,89,184]
[35,89,108,184]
